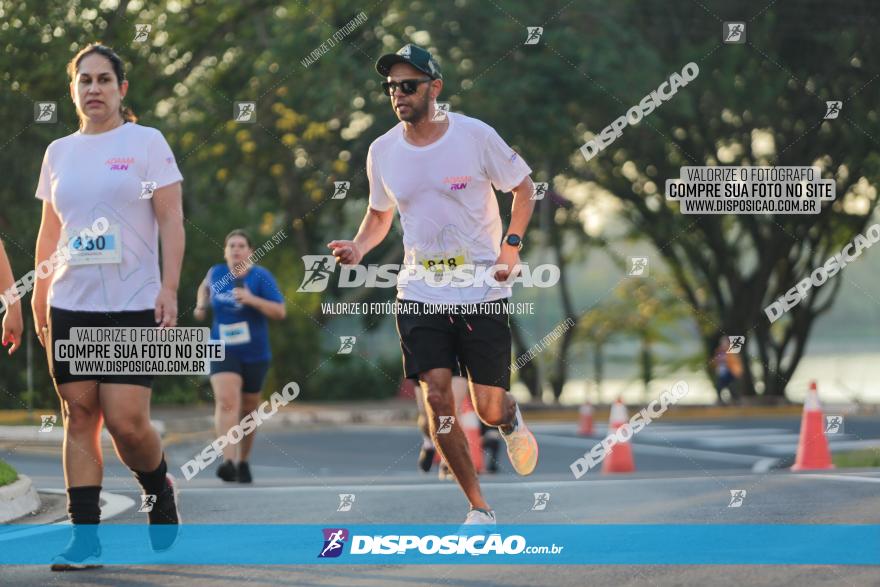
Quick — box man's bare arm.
[327,207,395,265]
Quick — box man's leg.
[471,382,539,475]
[420,368,489,511]
[470,384,517,432]
[412,377,436,472]
[458,301,538,476]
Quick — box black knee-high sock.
[133,455,168,497]
[67,486,102,525]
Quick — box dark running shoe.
[418,445,436,473]
[51,525,103,571]
[237,461,252,484]
[217,460,238,482]
[147,473,181,552]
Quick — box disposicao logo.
[318,528,349,558]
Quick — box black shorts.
[48,307,156,388]
[395,299,512,390]
[209,355,270,393]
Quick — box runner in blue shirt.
[195,229,285,483]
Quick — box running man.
[329,44,539,525]
[195,229,286,483]
[32,43,184,569]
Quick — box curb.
[0,475,42,523]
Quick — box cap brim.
[375,53,433,78]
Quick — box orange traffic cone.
[460,396,484,474]
[578,401,594,436]
[791,381,835,471]
[602,398,635,474]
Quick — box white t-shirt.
[35,122,183,312]
[367,112,532,304]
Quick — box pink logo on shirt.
[106,157,135,171]
[444,175,471,191]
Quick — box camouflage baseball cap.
[375,44,442,80]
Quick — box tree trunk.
[593,341,605,402]
[640,336,653,401]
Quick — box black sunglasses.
[382,78,432,96]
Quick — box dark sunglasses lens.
[399,80,418,94]
[381,81,393,95]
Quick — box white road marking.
[0,489,134,542]
[751,458,781,473]
[797,473,880,484]
[179,473,771,494]
[535,433,765,464]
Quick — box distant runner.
[195,229,286,483]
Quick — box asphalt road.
[2,417,879,586]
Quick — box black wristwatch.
[504,234,523,250]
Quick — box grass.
[832,448,880,468]
[0,458,18,487]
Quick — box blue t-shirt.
[208,264,284,362]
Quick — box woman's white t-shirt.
[35,122,183,312]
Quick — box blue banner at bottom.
[0,524,878,565]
